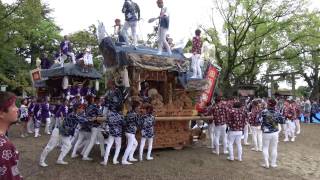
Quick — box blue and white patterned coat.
[77,111,91,132]
[104,88,125,111]
[107,111,124,137]
[60,112,86,136]
[124,111,140,134]
[86,104,103,128]
[259,108,285,133]
[141,114,155,138]
[122,0,140,22]
[19,105,28,119]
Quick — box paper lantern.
[62,76,69,89]
[122,67,130,88]
[95,80,99,91]
[36,57,41,68]
[138,73,141,91]
[103,65,107,74]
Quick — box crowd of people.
[11,80,156,168]
[2,87,318,179]
[2,0,320,179]
[195,96,316,169]
[18,83,315,169]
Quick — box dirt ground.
[8,124,320,180]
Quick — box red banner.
[195,64,220,113]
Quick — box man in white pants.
[60,35,76,65]
[27,97,35,134]
[259,99,285,169]
[122,101,140,165]
[149,0,172,55]
[243,122,250,145]
[227,102,247,162]
[81,98,105,160]
[283,100,297,142]
[207,120,215,149]
[71,124,91,159]
[190,29,203,79]
[293,100,301,135]
[211,99,229,155]
[249,100,263,151]
[39,105,86,167]
[121,0,140,47]
[41,97,51,135]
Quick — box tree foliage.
[202,0,312,96]
[0,0,61,95]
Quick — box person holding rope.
[121,100,141,165]
[39,104,86,167]
[139,104,156,161]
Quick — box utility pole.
[291,73,296,98]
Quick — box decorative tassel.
[102,65,107,74]
[138,73,141,91]
[36,57,41,68]
[62,76,69,90]
[95,80,99,91]
[123,67,130,88]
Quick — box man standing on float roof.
[122,0,140,48]
[190,29,203,79]
[149,0,172,55]
[60,35,76,65]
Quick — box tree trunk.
[310,83,319,101]
[309,68,319,101]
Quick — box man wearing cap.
[149,0,172,55]
[258,99,285,168]
[122,0,140,47]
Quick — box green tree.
[281,12,320,100]
[202,0,310,95]
[0,0,61,95]
[68,25,105,92]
